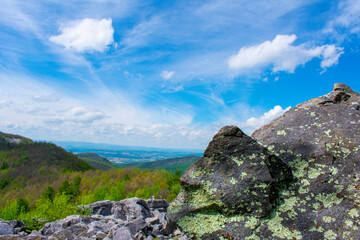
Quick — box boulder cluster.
[0,198,189,240]
[168,83,360,239]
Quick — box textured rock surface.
[168,125,293,239]
[0,222,15,235]
[168,83,360,239]
[0,198,188,240]
[249,83,360,239]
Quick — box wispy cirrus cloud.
[325,0,360,38]
[50,18,114,53]
[228,34,344,74]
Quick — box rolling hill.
[118,155,202,172]
[76,152,119,170]
[0,131,93,201]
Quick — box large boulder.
[168,83,360,239]
[168,126,293,239]
[249,83,360,239]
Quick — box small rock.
[128,218,147,235]
[157,213,175,235]
[113,226,134,240]
[112,198,151,221]
[174,228,182,236]
[96,231,107,239]
[8,220,25,229]
[145,199,169,210]
[145,216,159,225]
[0,222,15,235]
[152,224,164,236]
[134,230,147,240]
[90,214,104,220]
[48,229,74,240]
[84,200,113,216]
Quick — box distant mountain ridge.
[52,140,203,164]
[76,152,119,170]
[118,155,202,172]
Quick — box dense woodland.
[0,132,182,230]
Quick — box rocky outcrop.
[168,83,360,239]
[0,198,189,240]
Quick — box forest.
[0,133,182,231]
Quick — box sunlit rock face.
[169,83,360,239]
[168,125,293,239]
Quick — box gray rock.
[167,83,360,239]
[145,216,159,225]
[8,220,24,229]
[84,200,113,216]
[249,83,360,239]
[134,230,146,240]
[61,215,83,228]
[127,217,147,235]
[0,223,15,235]
[168,125,293,238]
[151,224,164,236]
[87,220,115,235]
[113,226,134,240]
[145,199,168,210]
[40,215,83,236]
[10,196,184,239]
[157,212,175,235]
[48,228,74,240]
[96,231,107,239]
[112,198,151,220]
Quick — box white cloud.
[49,107,106,124]
[162,85,184,93]
[50,18,114,53]
[160,70,175,80]
[228,34,344,73]
[0,72,212,149]
[326,0,360,36]
[241,105,291,131]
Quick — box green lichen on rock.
[177,212,247,238]
[168,125,293,238]
[276,130,287,136]
[266,215,302,239]
[169,84,360,239]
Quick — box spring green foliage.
[42,186,55,202]
[0,168,181,230]
[0,131,183,232]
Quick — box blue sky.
[0,0,359,149]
